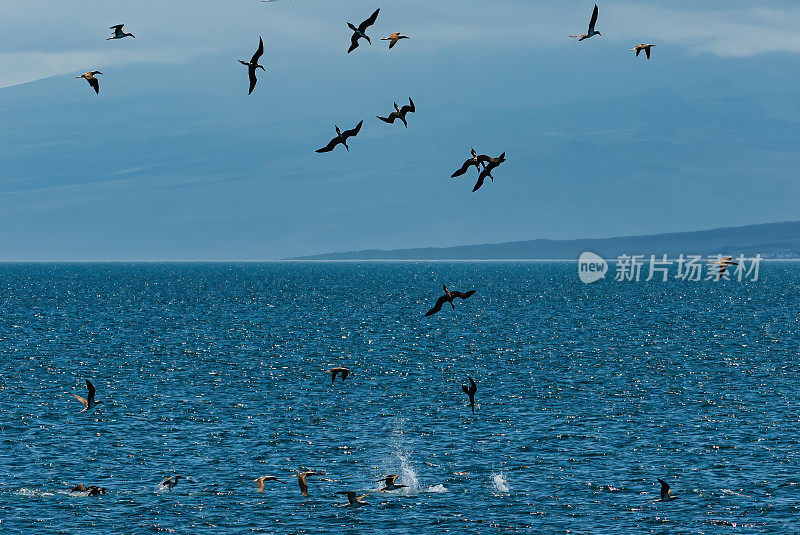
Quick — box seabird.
[254,475,283,493]
[315,120,363,153]
[425,284,476,316]
[570,4,601,41]
[629,43,655,59]
[472,152,506,192]
[377,98,415,128]
[160,475,181,490]
[74,71,102,95]
[337,491,370,507]
[328,367,350,385]
[462,376,477,413]
[347,8,380,53]
[658,478,678,501]
[107,24,134,40]
[376,475,408,492]
[381,32,409,49]
[70,484,107,496]
[713,256,739,279]
[296,471,328,497]
[451,149,486,178]
[239,37,266,95]
[70,379,103,412]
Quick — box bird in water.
[107,24,134,40]
[75,71,102,95]
[315,120,363,153]
[381,32,409,49]
[462,376,477,413]
[70,484,108,496]
[570,4,601,41]
[472,152,506,192]
[239,37,265,95]
[376,474,408,492]
[347,8,380,53]
[160,475,181,490]
[629,43,655,59]
[296,471,329,497]
[658,478,678,501]
[70,379,103,412]
[328,367,350,385]
[425,284,476,316]
[377,98,415,128]
[713,256,739,279]
[254,475,283,493]
[337,491,370,507]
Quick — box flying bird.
[377,98,415,128]
[425,284,476,316]
[713,256,739,279]
[75,71,102,95]
[462,376,477,413]
[107,24,134,40]
[347,8,380,53]
[381,32,409,49]
[239,37,266,95]
[376,475,408,492]
[296,471,328,497]
[328,367,350,385]
[472,152,506,192]
[160,476,181,490]
[658,478,678,501]
[629,43,655,59]
[337,491,370,507]
[451,149,487,178]
[570,4,601,41]
[254,475,283,493]
[70,379,103,412]
[315,120,363,153]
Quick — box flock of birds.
[62,1,685,511]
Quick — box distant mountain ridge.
[290,221,800,260]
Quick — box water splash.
[425,484,448,493]
[492,472,510,494]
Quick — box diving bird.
[160,476,181,490]
[451,149,486,178]
[472,152,506,192]
[70,484,107,496]
[347,8,380,53]
[381,32,409,49]
[328,367,350,385]
[297,471,328,497]
[254,475,283,493]
[337,491,370,507]
[658,478,678,501]
[713,256,739,279]
[462,376,477,413]
[377,98,415,128]
[570,4,601,41]
[425,284,476,317]
[70,379,102,412]
[239,37,265,95]
[75,71,102,95]
[376,475,408,492]
[107,24,134,40]
[315,120,363,153]
[629,43,655,59]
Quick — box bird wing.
[342,120,363,139]
[588,4,598,33]
[472,174,486,192]
[469,376,477,394]
[389,37,398,48]
[425,295,449,316]
[88,77,100,95]
[337,491,357,503]
[658,479,670,500]
[251,37,265,64]
[71,393,89,408]
[376,115,394,123]
[645,47,651,59]
[341,369,349,381]
[248,67,258,95]
[86,380,96,404]
[358,8,380,33]
[348,33,361,53]
[635,48,641,57]
[298,474,309,495]
[450,290,475,300]
[451,159,474,177]
[110,24,125,30]
[316,136,340,153]
[402,98,415,113]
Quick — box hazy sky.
[1,1,799,260]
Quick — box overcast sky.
[1,1,799,260]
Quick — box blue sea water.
[1,262,799,534]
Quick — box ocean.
[1,262,798,534]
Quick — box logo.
[578,252,608,284]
